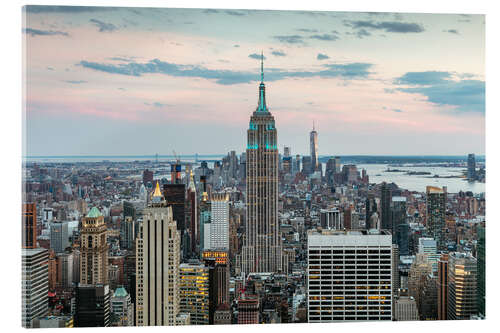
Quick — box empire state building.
[241,54,282,274]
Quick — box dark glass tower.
[241,53,282,274]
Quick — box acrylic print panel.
[21,5,485,328]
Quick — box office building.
[408,254,432,309]
[238,294,260,324]
[80,207,108,285]
[22,248,49,328]
[418,238,439,273]
[448,252,477,320]
[396,223,410,256]
[179,262,210,325]
[477,224,485,316]
[202,250,230,323]
[32,316,74,328]
[74,284,111,327]
[437,253,449,320]
[241,54,282,274]
[380,182,392,232]
[210,193,230,250]
[307,229,393,322]
[136,182,182,326]
[163,183,186,250]
[320,208,342,230]
[111,286,134,326]
[186,170,198,256]
[22,202,37,249]
[467,153,476,180]
[142,169,153,186]
[391,196,406,242]
[50,221,69,254]
[426,186,446,250]
[120,216,136,251]
[394,296,419,321]
[199,176,211,252]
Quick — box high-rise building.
[391,196,406,242]
[32,316,74,328]
[170,163,182,184]
[57,252,74,290]
[210,193,229,250]
[22,202,37,249]
[293,154,301,175]
[241,54,282,274]
[282,156,292,174]
[310,122,318,172]
[74,284,111,327]
[325,157,337,186]
[80,207,108,285]
[202,250,230,323]
[120,216,136,251]
[477,224,485,316]
[365,194,377,230]
[380,182,392,232]
[186,170,198,256]
[426,186,446,250]
[408,254,432,309]
[301,156,312,175]
[163,183,186,252]
[111,287,134,326]
[319,208,342,230]
[237,294,260,324]
[135,182,182,326]
[179,262,210,325]
[448,252,477,320]
[392,244,400,293]
[50,221,69,254]
[307,229,393,322]
[22,248,49,328]
[394,296,419,321]
[437,253,449,320]
[142,169,154,186]
[467,153,476,180]
[418,238,439,273]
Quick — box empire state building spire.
[257,52,268,112]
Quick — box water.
[358,164,485,194]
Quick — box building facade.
[307,230,393,322]
[448,252,477,320]
[179,262,210,325]
[426,186,446,250]
[210,193,230,250]
[22,248,49,328]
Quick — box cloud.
[395,71,452,85]
[393,109,404,113]
[79,58,373,85]
[297,28,318,33]
[317,53,329,60]
[89,18,117,32]
[145,102,170,108]
[356,29,372,38]
[395,71,484,113]
[273,35,305,44]
[23,27,68,37]
[271,50,286,57]
[444,29,460,34]
[233,44,240,48]
[24,5,113,13]
[310,34,339,41]
[345,20,425,33]
[248,53,266,60]
[47,67,55,71]
[63,80,87,84]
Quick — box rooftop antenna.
[261,50,264,82]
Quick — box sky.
[22,6,485,156]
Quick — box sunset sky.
[23,6,485,156]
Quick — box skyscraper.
[202,250,230,323]
[307,229,393,322]
[80,207,108,285]
[186,170,198,256]
[477,224,485,316]
[310,122,318,172]
[22,248,49,328]
[448,252,477,320]
[179,262,210,325]
[241,53,282,274]
[50,221,69,254]
[380,182,392,232]
[22,202,37,249]
[210,192,229,250]
[135,182,182,326]
[163,183,186,253]
[467,153,476,180]
[437,253,449,320]
[426,186,446,250]
[74,284,111,327]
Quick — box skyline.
[23,6,485,156]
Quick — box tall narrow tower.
[310,121,318,173]
[80,207,108,285]
[241,53,282,274]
